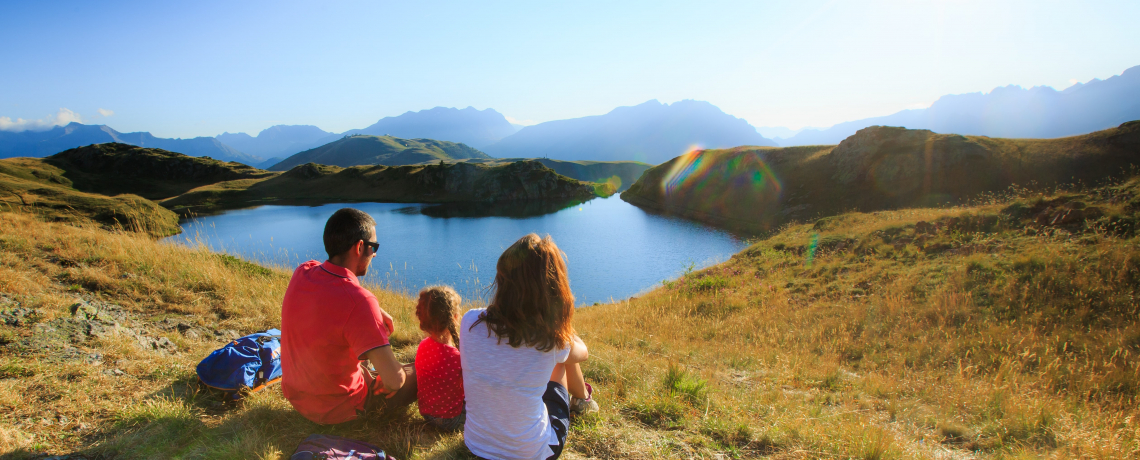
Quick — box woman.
[459,234,597,460]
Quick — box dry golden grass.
[571,194,1140,458]
[1,178,1139,458]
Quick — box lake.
[166,195,750,305]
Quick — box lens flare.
[662,146,708,196]
[661,147,783,197]
[656,147,785,229]
[806,232,819,267]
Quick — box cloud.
[0,108,83,132]
[504,115,538,126]
[97,108,114,117]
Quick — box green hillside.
[0,152,185,236]
[268,135,490,171]
[4,126,1140,457]
[44,143,273,200]
[622,121,1140,232]
[1,144,616,230]
[164,160,614,214]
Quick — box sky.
[2,0,1139,138]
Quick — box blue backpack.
[196,329,283,399]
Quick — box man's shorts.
[360,363,417,416]
[543,381,571,459]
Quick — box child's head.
[416,286,462,345]
[477,233,575,352]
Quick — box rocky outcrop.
[621,122,1140,233]
[3,296,179,362]
[420,160,605,201]
[163,159,613,214]
[830,126,993,188]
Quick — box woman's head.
[475,233,575,352]
[416,286,462,345]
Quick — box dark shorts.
[360,363,418,416]
[543,381,571,460]
[423,411,466,431]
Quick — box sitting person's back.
[280,208,416,424]
[460,234,595,460]
[413,286,465,431]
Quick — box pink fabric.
[281,260,390,424]
[415,337,465,418]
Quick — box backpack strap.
[253,332,282,388]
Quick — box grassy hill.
[1,174,1138,458]
[1,143,616,219]
[268,135,490,171]
[622,121,1140,232]
[44,143,273,200]
[429,157,651,191]
[2,126,1139,458]
[0,156,182,237]
[164,160,614,215]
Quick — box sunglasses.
[364,240,379,253]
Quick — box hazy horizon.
[2,0,1139,138]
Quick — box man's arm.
[363,345,406,394]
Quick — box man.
[280,207,416,424]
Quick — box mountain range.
[3,64,1138,167]
[771,64,1140,146]
[215,125,332,167]
[482,99,777,164]
[0,122,259,164]
[339,106,519,149]
[214,107,520,165]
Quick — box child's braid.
[416,286,462,345]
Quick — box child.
[460,234,598,460]
[414,285,466,431]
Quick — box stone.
[0,307,34,326]
[84,353,103,366]
[69,302,97,321]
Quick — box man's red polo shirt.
[281,260,390,424]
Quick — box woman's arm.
[558,336,590,400]
[566,335,588,364]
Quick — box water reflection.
[403,197,594,219]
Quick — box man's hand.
[371,363,414,399]
[363,345,406,394]
[380,309,395,335]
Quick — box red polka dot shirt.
[415,336,465,418]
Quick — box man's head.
[323,208,377,276]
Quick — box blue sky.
[2,0,1138,138]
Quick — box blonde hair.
[416,286,462,345]
[472,234,575,352]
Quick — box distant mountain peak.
[483,99,774,164]
[0,122,260,164]
[346,106,518,149]
[775,64,1140,146]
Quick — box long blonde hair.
[472,234,575,352]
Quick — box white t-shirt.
[459,309,571,460]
